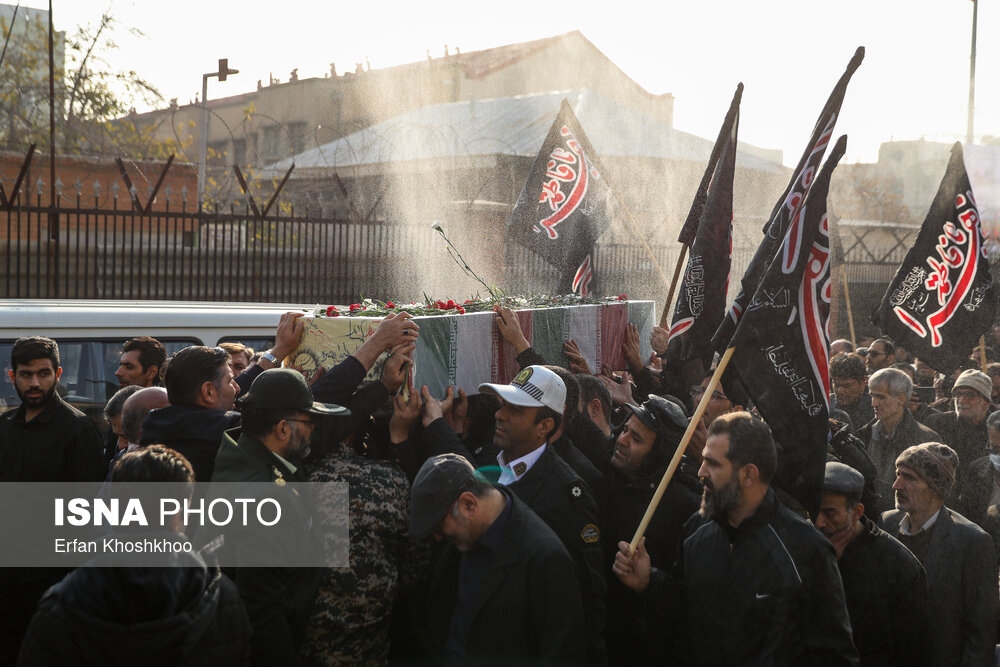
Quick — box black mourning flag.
[664,84,741,385]
[507,99,620,296]
[727,135,847,518]
[876,142,995,372]
[713,47,864,353]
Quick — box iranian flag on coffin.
[290,301,654,396]
[876,142,996,372]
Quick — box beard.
[699,475,742,519]
[286,428,312,461]
[16,383,56,410]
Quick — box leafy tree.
[0,10,177,158]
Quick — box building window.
[288,122,307,156]
[261,126,280,163]
[232,138,247,167]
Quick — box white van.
[0,299,317,421]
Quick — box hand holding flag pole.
[627,346,735,554]
[659,245,689,327]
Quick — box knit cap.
[895,443,959,499]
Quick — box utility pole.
[967,0,978,146]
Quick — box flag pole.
[659,244,689,326]
[628,346,736,553]
[841,266,857,348]
[980,335,987,373]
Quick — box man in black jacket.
[613,412,858,665]
[600,395,701,663]
[212,368,348,667]
[392,365,607,664]
[18,445,252,666]
[0,336,106,665]
[141,345,242,482]
[816,462,930,666]
[410,453,585,665]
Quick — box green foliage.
[0,11,173,158]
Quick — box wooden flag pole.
[980,335,988,373]
[628,346,736,553]
[659,244,689,327]
[841,265,857,349]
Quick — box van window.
[217,337,275,357]
[1,339,199,425]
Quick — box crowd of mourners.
[3,308,1000,666]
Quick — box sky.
[18,0,1000,167]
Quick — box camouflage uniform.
[300,445,428,666]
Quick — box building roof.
[265,88,784,176]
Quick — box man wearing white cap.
[475,365,607,665]
[410,365,607,665]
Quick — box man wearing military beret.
[816,461,930,666]
[212,368,349,667]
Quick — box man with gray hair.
[857,368,939,511]
[103,385,142,458]
[882,443,998,666]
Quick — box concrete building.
[127,31,677,177]
[261,88,788,301]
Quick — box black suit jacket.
[423,492,585,665]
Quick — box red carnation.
[385,301,396,309]
[349,303,361,312]
[456,306,466,314]
[617,294,628,301]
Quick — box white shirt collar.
[496,443,547,486]
[899,508,942,535]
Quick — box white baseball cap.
[478,365,566,414]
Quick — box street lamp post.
[967,0,978,146]
[197,58,239,209]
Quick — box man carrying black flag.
[662,84,741,395]
[507,99,621,296]
[876,142,995,374]
[725,135,848,518]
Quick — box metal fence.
[1,199,709,306]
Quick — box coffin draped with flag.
[507,99,620,296]
[663,84,741,391]
[876,142,996,372]
[724,136,847,517]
